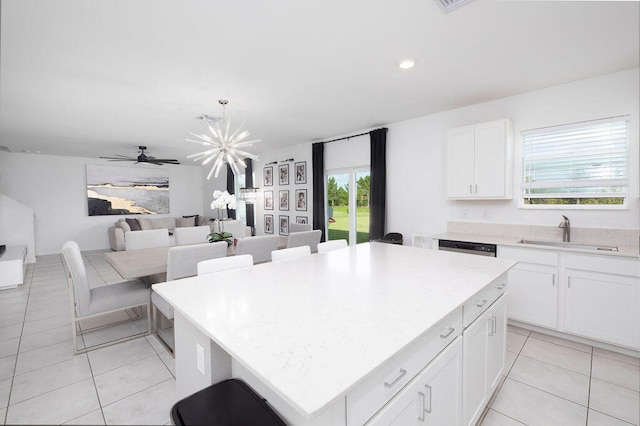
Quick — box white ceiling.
[1,0,638,165]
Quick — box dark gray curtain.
[226,164,236,220]
[369,128,387,241]
[312,143,326,242]
[245,159,255,235]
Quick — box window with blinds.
[521,115,630,207]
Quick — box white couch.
[108,216,251,251]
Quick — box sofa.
[108,215,251,251]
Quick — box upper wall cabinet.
[446,119,513,200]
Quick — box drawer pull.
[424,384,432,414]
[476,299,488,308]
[418,391,426,421]
[384,368,407,388]
[496,284,505,290]
[440,327,455,339]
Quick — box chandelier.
[186,99,260,179]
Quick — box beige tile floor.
[0,250,638,425]
[0,251,176,425]
[481,326,640,426]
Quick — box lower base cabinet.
[366,337,462,425]
[462,294,507,426]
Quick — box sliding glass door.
[326,168,370,244]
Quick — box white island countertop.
[153,242,516,420]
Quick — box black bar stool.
[171,379,286,426]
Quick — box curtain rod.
[314,127,387,145]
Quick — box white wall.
[0,152,204,255]
[385,68,640,242]
[241,69,639,245]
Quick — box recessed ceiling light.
[398,59,416,70]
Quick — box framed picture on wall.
[264,214,274,234]
[295,189,307,211]
[279,164,289,185]
[279,215,289,236]
[264,191,273,210]
[296,216,308,224]
[263,166,273,186]
[295,161,307,184]
[279,190,289,211]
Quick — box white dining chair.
[235,235,279,264]
[317,239,348,253]
[271,245,311,263]
[289,223,311,233]
[286,229,322,253]
[152,241,228,353]
[197,254,254,275]
[124,229,170,250]
[174,225,211,246]
[62,241,151,355]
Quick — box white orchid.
[210,190,237,210]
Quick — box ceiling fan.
[100,146,180,165]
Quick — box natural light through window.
[521,116,630,208]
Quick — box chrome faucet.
[558,215,570,242]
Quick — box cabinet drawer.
[565,253,638,277]
[463,273,507,328]
[346,307,462,426]
[498,246,559,266]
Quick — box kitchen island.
[153,242,516,425]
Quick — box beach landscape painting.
[87,164,170,216]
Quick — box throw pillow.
[183,214,199,226]
[117,219,131,233]
[137,217,153,230]
[176,216,196,228]
[125,218,141,231]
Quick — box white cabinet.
[498,246,560,329]
[366,337,462,426]
[499,246,640,351]
[564,254,639,349]
[446,119,513,200]
[462,294,507,426]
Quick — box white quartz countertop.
[153,242,516,419]
[435,232,639,258]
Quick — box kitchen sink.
[519,239,619,252]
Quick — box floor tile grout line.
[4,264,34,426]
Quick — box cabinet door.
[565,270,640,349]
[507,264,559,329]
[462,311,489,426]
[474,120,507,198]
[446,126,475,199]
[486,295,506,396]
[367,338,462,426]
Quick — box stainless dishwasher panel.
[438,239,497,257]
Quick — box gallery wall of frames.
[262,159,310,236]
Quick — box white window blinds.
[521,116,630,200]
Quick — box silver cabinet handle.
[418,391,426,422]
[496,284,505,290]
[469,184,473,194]
[384,368,407,388]
[475,184,478,194]
[440,327,455,339]
[492,316,497,335]
[476,299,488,308]
[552,275,555,286]
[424,384,432,414]
[487,317,494,336]
[567,277,571,288]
